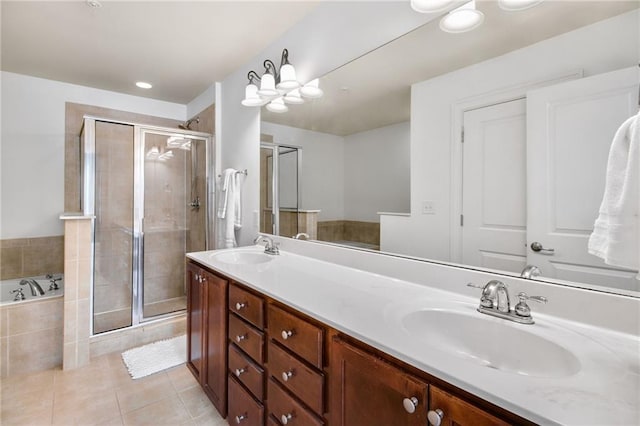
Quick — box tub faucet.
[20,279,45,296]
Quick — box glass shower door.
[92,120,135,334]
[141,130,207,320]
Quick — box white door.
[527,67,639,291]
[462,98,528,273]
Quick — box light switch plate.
[422,200,435,215]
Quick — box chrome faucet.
[20,279,45,296]
[293,233,309,240]
[520,265,541,279]
[254,235,280,255]
[468,280,547,325]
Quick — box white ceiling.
[262,1,639,136]
[1,1,319,104]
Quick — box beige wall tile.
[0,308,8,338]
[7,298,63,335]
[64,221,78,261]
[0,337,8,377]
[8,327,63,376]
[0,247,23,280]
[89,330,137,358]
[77,298,90,340]
[63,342,77,370]
[64,301,77,344]
[64,259,78,301]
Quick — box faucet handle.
[515,292,547,318]
[466,283,484,289]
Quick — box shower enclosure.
[80,117,212,334]
[260,143,302,237]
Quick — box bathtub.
[0,274,64,306]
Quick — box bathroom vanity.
[186,243,639,426]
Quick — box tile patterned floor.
[0,353,227,425]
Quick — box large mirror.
[261,1,640,297]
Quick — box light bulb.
[411,0,455,13]
[257,72,278,97]
[241,83,265,107]
[283,89,305,105]
[439,0,484,34]
[299,79,324,99]
[498,0,543,11]
[277,63,300,90]
[266,98,289,113]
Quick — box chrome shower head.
[179,117,200,130]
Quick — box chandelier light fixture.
[241,49,323,113]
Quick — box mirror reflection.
[260,1,639,296]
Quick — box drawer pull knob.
[235,302,246,310]
[427,409,444,426]
[281,413,294,424]
[234,367,246,377]
[281,370,294,382]
[403,396,419,414]
[235,414,247,424]
[235,334,246,343]
[281,330,294,340]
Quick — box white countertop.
[187,246,640,426]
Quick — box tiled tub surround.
[317,220,380,249]
[188,239,640,425]
[0,296,63,377]
[0,236,64,280]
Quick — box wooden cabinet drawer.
[230,284,264,329]
[268,304,323,368]
[229,313,265,364]
[228,376,264,426]
[268,378,324,426]
[267,415,280,426]
[429,386,510,426]
[229,342,264,400]
[268,341,324,414]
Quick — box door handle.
[530,242,555,254]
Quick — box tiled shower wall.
[0,236,64,280]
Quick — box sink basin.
[212,251,273,265]
[401,309,580,378]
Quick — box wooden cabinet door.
[186,262,203,380]
[330,338,428,426]
[429,386,510,426]
[202,269,228,417]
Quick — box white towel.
[216,168,243,249]
[588,113,639,272]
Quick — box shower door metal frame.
[260,142,302,236]
[82,116,213,335]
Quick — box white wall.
[0,71,186,239]
[217,2,433,247]
[260,121,344,221]
[381,10,640,260]
[344,122,410,222]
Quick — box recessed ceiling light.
[136,81,152,89]
[498,0,544,11]
[86,0,102,8]
[439,0,484,34]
